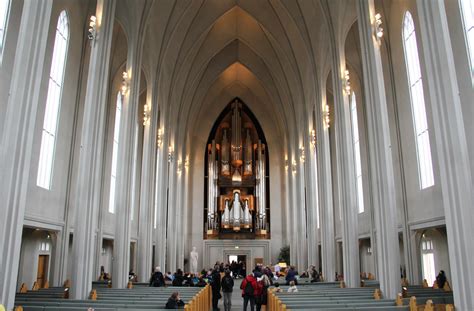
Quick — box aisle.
[218,278,243,311]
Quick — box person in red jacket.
[240,273,262,311]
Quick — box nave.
[0,0,473,310]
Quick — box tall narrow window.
[421,237,436,286]
[350,92,364,213]
[459,0,474,78]
[37,11,69,189]
[403,12,434,189]
[109,92,123,214]
[0,0,11,61]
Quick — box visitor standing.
[221,270,234,311]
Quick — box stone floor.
[216,279,267,311]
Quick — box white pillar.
[306,127,320,267]
[332,51,360,287]
[113,32,143,288]
[0,1,52,308]
[137,86,157,282]
[416,1,474,308]
[296,147,308,272]
[317,91,336,282]
[70,0,116,299]
[154,129,169,272]
[356,0,401,298]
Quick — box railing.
[267,288,286,311]
[184,284,212,311]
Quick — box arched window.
[37,11,69,189]
[0,0,11,61]
[402,12,434,190]
[421,234,436,286]
[109,92,123,214]
[459,0,474,79]
[350,92,364,213]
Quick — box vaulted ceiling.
[116,0,359,156]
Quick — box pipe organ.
[205,99,269,239]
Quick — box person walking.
[241,273,259,311]
[211,268,222,311]
[221,270,234,311]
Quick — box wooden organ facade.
[204,99,269,239]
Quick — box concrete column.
[306,126,320,267]
[113,32,143,288]
[0,6,52,307]
[69,0,116,299]
[356,0,401,299]
[317,90,336,283]
[137,86,157,282]
[296,146,308,272]
[416,1,474,308]
[154,130,169,272]
[332,47,360,287]
[166,151,177,272]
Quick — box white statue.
[190,246,199,274]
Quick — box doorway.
[37,255,49,288]
[227,255,247,278]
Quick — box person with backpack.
[240,273,259,311]
[221,270,234,311]
[149,266,165,287]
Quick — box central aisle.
[218,279,243,311]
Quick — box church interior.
[0,0,473,310]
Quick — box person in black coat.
[164,292,185,309]
[149,266,165,287]
[221,270,234,311]
[172,269,185,286]
[211,268,222,311]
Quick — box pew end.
[373,288,382,300]
[19,283,28,293]
[409,296,417,311]
[89,289,98,300]
[396,293,403,306]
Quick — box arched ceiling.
[137,0,346,153]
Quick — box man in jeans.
[241,273,259,311]
[221,270,234,311]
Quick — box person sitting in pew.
[150,266,165,287]
[173,269,185,286]
[165,292,185,309]
[285,266,298,285]
[272,282,283,293]
[436,270,447,288]
[287,280,298,293]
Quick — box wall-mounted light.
[300,146,305,163]
[323,104,330,129]
[88,15,97,41]
[168,145,174,163]
[292,160,297,175]
[177,160,182,174]
[310,129,316,147]
[157,128,163,148]
[344,69,351,95]
[143,103,151,126]
[374,13,384,43]
[184,157,190,171]
[121,71,129,95]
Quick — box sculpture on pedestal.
[190,246,198,274]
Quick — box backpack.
[222,276,232,290]
[244,278,254,296]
